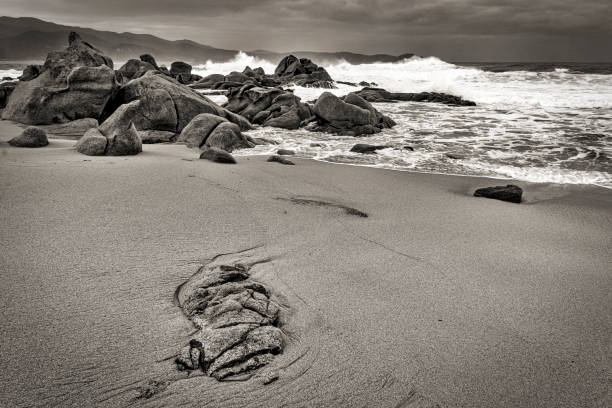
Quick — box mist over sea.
[3,54,611,187]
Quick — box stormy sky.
[2,0,611,61]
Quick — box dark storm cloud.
[2,0,611,61]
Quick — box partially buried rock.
[175,262,285,380]
[75,128,107,155]
[199,147,237,164]
[267,155,295,165]
[276,149,295,155]
[350,143,386,154]
[474,185,523,203]
[9,126,48,147]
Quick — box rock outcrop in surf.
[175,262,284,380]
[352,87,477,106]
[191,54,335,90]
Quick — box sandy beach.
[1,119,610,407]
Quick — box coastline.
[1,120,611,407]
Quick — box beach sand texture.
[1,120,611,407]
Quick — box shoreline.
[1,121,611,407]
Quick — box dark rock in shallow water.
[353,87,476,106]
[0,81,17,108]
[350,143,386,154]
[177,113,253,152]
[267,155,295,165]
[75,128,107,155]
[175,262,284,380]
[311,92,395,136]
[9,126,48,147]
[205,122,252,152]
[1,32,116,125]
[177,113,228,148]
[474,185,523,203]
[277,149,295,155]
[199,147,237,164]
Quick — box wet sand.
[1,120,611,407]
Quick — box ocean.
[2,54,611,188]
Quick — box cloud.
[2,0,611,60]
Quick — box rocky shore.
[2,30,609,407]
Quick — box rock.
[177,113,228,148]
[314,92,372,126]
[0,81,17,108]
[337,81,358,87]
[205,122,252,152]
[116,59,156,82]
[226,71,252,84]
[277,149,295,155]
[474,185,523,203]
[2,32,116,125]
[267,155,295,165]
[274,55,334,88]
[37,118,98,139]
[353,87,476,106]
[140,130,176,144]
[100,88,178,136]
[199,147,237,164]
[350,143,386,154]
[75,128,107,155]
[170,61,192,75]
[250,137,279,145]
[20,65,42,81]
[224,84,311,129]
[175,262,284,380]
[8,126,48,147]
[100,71,251,134]
[311,92,394,135]
[191,73,226,89]
[139,54,159,69]
[446,153,465,160]
[105,123,142,156]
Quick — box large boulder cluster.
[116,55,202,85]
[192,54,335,91]
[224,85,313,130]
[1,32,254,156]
[353,87,476,106]
[2,32,116,124]
[175,263,284,380]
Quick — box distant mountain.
[0,17,413,67]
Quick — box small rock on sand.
[199,147,237,164]
[267,155,295,165]
[9,126,48,147]
[474,185,523,203]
